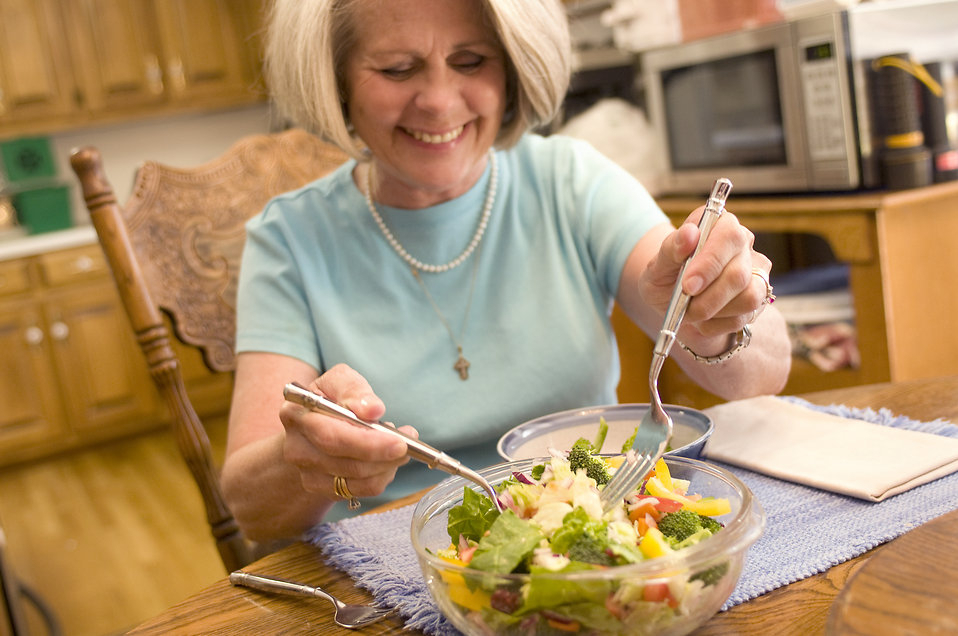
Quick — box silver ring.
[751,268,776,305]
[748,268,776,324]
[333,475,361,510]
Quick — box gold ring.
[333,475,361,510]
[751,268,776,305]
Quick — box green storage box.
[13,185,73,234]
[1,137,57,183]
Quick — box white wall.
[51,103,274,225]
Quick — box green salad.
[432,431,734,635]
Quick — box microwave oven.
[641,0,958,195]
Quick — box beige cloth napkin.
[702,395,958,502]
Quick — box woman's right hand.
[279,363,416,503]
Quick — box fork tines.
[600,451,653,511]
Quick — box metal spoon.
[283,382,505,511]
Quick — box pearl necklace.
[364,150,497,273]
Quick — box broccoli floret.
[567,439,612,485]
[691,562,729,586]
[551,507,616,566]
[656,509,723,545]
[567,537,615,567]
[549,506,616,565]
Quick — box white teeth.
[408,126,464,144]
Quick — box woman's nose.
[413,69,461,114]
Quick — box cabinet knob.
[168,57,186,92]
[50,321,70,341]
[145,54,164,95]
[25,326,44,346]
[72,255,95,273]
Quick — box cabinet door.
[0,300,67,452]
[63,0,167,113]
[43,282,158,434]
[153,0,253,104]
[0,0,76,125]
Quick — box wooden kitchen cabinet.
[0,0,77,127]
[0,0,266,138]
[64,0,261,114]
[0,285,68,455]
[0,242,234,467]
[61,0,169,115]
[0,244,160,464]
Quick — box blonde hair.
[265,0,571,158]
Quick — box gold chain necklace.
[365,153,497,379]
[409,243,481,380]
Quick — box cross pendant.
[454,349,470,380]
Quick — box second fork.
[230,571,397,629]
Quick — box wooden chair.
[69,129,349,572]
[0,525,26,636]
[1,521,60,635]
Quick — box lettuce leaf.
[522,562,613,613]
[447,487,500,544]
[469,510,544,574]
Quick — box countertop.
[0,225,96,262]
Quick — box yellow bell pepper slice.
[437,554,491,612]
[446,578,491,612]
[653,458,673,491]
[639,527,673,559]
[645,476,731,516]
[689,497,731,516]
[606,455,625,470]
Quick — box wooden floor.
[0,419,230,635]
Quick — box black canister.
[869,53,933,190]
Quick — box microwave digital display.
[661,49,787,171]
[805,42,834,62]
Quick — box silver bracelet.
[679,324,752,365]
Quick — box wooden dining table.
[127,375,958,635]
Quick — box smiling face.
[344,0,508,208]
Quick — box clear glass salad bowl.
[410,456,765,636]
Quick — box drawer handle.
[50,321,70,341]
[25,326,44,346]
[72,256,96,273]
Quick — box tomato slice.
[642,581,678,607]
[653,498,683,514]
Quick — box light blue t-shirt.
[236,133,667,520]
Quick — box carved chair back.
[70,129,349,572]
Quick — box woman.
[221,0,791,541]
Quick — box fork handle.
[230,571,336,604]
[654,178,732,358]
[284,382,504,510]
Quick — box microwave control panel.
[798,38,849,163]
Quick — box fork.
[600,178,732,513]
[229,571,397,629]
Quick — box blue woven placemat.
[307,398,958,635]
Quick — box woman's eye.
[451,55,485,72]
[380,66,414,79]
